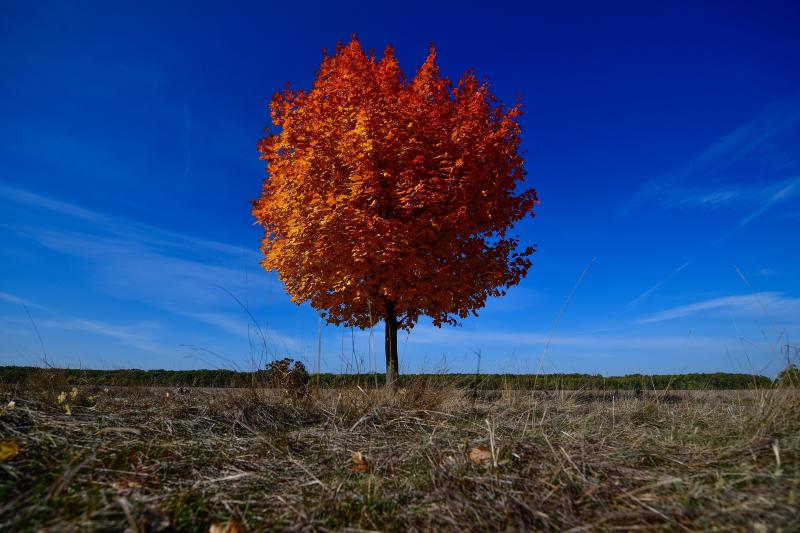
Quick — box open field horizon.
[0,365,780,391]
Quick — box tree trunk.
[384,300,399,387]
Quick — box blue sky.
[1,1,799,376]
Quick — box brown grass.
[0,381,798,531]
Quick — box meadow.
[1,373,798,531]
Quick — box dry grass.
[0,381,798,531]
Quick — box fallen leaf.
[0,440,19,461]
[468,446,492,465]
[351,451,369,473]
[209,521,244,533]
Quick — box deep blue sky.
[2,1,799,376]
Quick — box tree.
[253,38,538,384]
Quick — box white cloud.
[620,95,800,216]
[636,292,800,324]
[1,184,282,311]
[0,315,170,354]
[669,176,800,221]
[0,185,99,221]
[0,291,48,310]
[405,323,726,352]
[667,176,800,245]
[679,189,741,209]
[0,184,255,258]
[17,226,277,308]
[178,310,304,353]
[0,185,305,356]
[738,176,800,227]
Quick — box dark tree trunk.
[384,300,399,386]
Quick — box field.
[1,380,798,531]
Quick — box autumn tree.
[253,38,538,384]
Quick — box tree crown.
[253,38,538,329]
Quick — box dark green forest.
[0,366,775,389]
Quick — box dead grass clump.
[20,368,69,402]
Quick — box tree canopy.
[253,38,538,380]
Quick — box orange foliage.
[253,38,538,333]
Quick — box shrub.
[775,364,800,388]
[264,358,309,395]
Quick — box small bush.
[775,364,800,387]
[265,358,309,396]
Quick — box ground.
[1,381,798,531]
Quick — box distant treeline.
[0,366,774,390]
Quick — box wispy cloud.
[672,176,800,224]
[0,314,170,354]
[678,189,741,209]
[620,95,800,217]
[0,291,48,311]
[738,176,800,228]
[628,259,694,307]
[178,310,304,353]
[0,184,254,257]
[0,185,285,339]
[406,323,728,352]
[708,176,800,244]
[0,185,99,222]
[15,226,274,308]
[636,292,800,324]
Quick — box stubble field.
[1,380,798,531]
